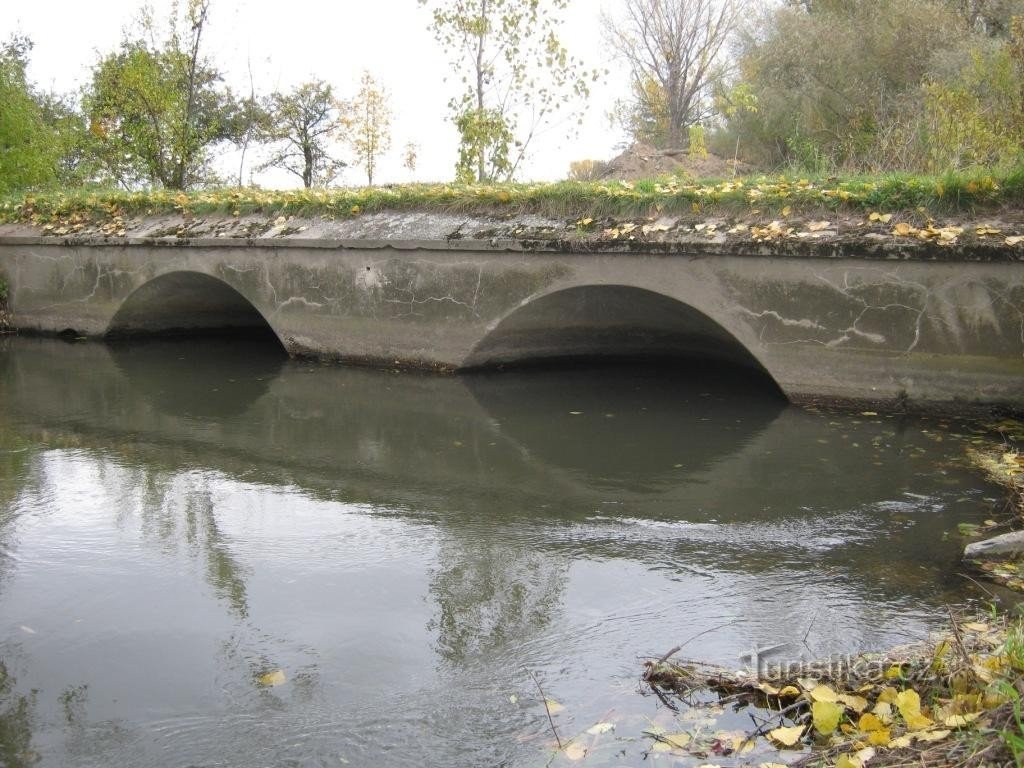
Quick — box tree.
[603,0,745,149]
[344,71,392,186]
[0,35,58,194]
[420,0,597,183]
[402,141,419,177]
[728,0,980,170]
[83,0,240,189]
[260,81,346,188]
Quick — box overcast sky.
[3,0,633,186]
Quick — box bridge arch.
[462,284,782,393]
[105,270,284,348]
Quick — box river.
[0,336,1003,767]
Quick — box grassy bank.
[2,167,1024,226]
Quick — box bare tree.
[603,0,744,148]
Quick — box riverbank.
[642,612,1024,768]
[634,418,1024,768]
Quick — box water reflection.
[108,338,285,419]
[0,337,1002,767]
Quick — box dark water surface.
[0,337,1004,767]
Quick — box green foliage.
[923,24,1024,170]
[730,0,1024,173]
[420,0,595,182]
[83,0,241,189]
[566,159,608,181]
[344,71,392,186]
[731,0,974,170]
[259,80,345,188]
[0,35,59,194]
[453,108,513,183]
[688,126,708,160]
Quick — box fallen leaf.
[809,684,840,702]
[858,713,884,732]
[944,713,979,728]
[768,725,804,746]
[778,685,801,697]
[888,735,913,748]
[963,622,989,632]
[1006,235,1024,246]
[914,728,951,742]
[258,669,287,687]
[544,699,565,714]
[812,700,844,735]
[658,732,692,749]
[586,722,614,735]
[564,742,587,761]
[807,220,831,231]
[838,693,869,712]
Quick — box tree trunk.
[476,0,488,183]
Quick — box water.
[0,336,1006,767]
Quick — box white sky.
[3,0,633,186]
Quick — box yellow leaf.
[895,690,922,719]
[564,742,587,761]
[888,735,912,748]
[778,685,801,697]
[782,205,792,217]
[258,669,286,687]
[906,712,934,730]
[858,713,884,732]
[872,702,893,723]
[944,713,979,728]
[963,622,988,633]
[1006,235,1024,246]
[757,682,781,695]
[812,700,844,735]
[651,742,674,753]
[808,220,831,231]
[884,665,904,680]
[915,728,951,742]
[892,222,917,237]
[810,684,839,702]
[838,694,869,713]
[867,729,891,746]
[768,725,804,746]
[544,699,564,714]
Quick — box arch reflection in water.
[465,360,785,491]
[109,338,286,419]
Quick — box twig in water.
[528,669,562,750]
[649,618,743,669]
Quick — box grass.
[2,166,1024,227]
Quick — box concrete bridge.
[1,211,1022,407]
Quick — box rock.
[964,530,1024,560]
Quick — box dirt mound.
[598,143,752,181]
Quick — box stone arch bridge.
[1,214,1021,406]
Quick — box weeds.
[1,165,1023,228]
